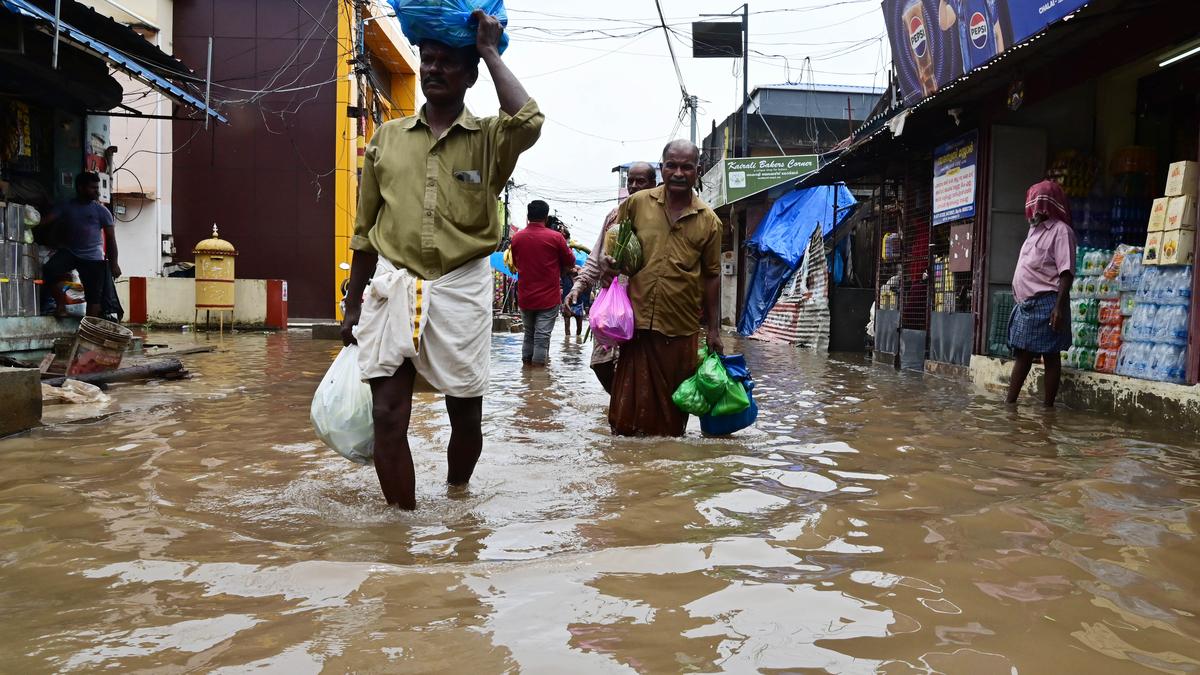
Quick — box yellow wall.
[334,1,356,320]
[333,9,418,319]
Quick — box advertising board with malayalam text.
[932,131,977,226]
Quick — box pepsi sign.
[908,15,928,58]
[969,12,988,49]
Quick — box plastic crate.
[988,290,1015,357]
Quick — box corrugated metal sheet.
[751,230,829,349]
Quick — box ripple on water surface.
[1,331,1199,672]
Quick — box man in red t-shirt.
[510,200,575,365]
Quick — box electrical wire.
[653,0,689,101]
[112,167,146,223]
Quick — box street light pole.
[741,3,749,158]
[700,4,750,157]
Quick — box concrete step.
[0,366,40,437]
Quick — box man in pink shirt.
[1006,179,1077,406]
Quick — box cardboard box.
[1165,160,1199,198]
[1165,195,1197,230]
[1148,197,1170,232]
[1144,231,1163,265]
[1159,228,1196,266]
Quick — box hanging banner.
[700,162,726,209]
[882,0,1089,105]
[932,131,977,225]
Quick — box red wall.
[172,0,337,319]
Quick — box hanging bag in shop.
[389,0,510,54]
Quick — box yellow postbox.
[193,224,237,330]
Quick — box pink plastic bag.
[590,282,635,345]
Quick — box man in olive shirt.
[605,140,723,436]
[341,12,543,509]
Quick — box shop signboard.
[882,0,1089,105]
[724,155,818,205]
[932,131,978,226]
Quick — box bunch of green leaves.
[611,218,645,275]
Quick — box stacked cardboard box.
[1145,161,1197,266]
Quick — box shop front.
[803,0,1200,423]
[1,0,220,354]
[971,1,1200,390]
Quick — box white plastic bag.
[310,346,374,464]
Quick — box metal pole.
[688,95,698,145]
[741,3,749,158]
[204,37,213,129]
[51,0,61,69]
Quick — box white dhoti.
[353,256,492,398]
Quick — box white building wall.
[80,0,175,278]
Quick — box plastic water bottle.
[1169,346,1188,384]
[1178,267,1193,305]
[1130,342,1150,380]
[1140,305,1159,341]
[1120,253,1143,291]
[1142,343,1171,381]
[1148,344,1167,381]
[1153,307,1172,343]
[1117,342,1134,376]
[1172,306,1191,345]
[1138,267,1159,302]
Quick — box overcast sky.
[400,0,891,246]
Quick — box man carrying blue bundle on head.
[341,8,542,509]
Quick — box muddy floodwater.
[3,330,1200,673]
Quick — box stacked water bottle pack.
[1116,265,1193,383]
[1065,249,1116,371]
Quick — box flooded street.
[3,330,1200,673]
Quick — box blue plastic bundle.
[699,354,759,436]
[389,0,509,55]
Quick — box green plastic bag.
[695,349,728,404]
[709,379,751,417]
[672,374,711,416]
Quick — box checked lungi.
[1008,291,1072,355]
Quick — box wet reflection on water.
[2,330,1200,672]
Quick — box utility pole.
[846,96,854,138]
[688,95,699,145]
[503,179,513,243]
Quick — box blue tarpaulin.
[738,184,856,336]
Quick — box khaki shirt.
[615,185,721,337]
[351,99,544,280]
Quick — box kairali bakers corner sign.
[701,155,819,209]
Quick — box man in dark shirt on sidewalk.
[42,172,120,318]
[510,199,575,365]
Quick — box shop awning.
[0,0,226,123]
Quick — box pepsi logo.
[908,15,928,58]
[969,12,988,49]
